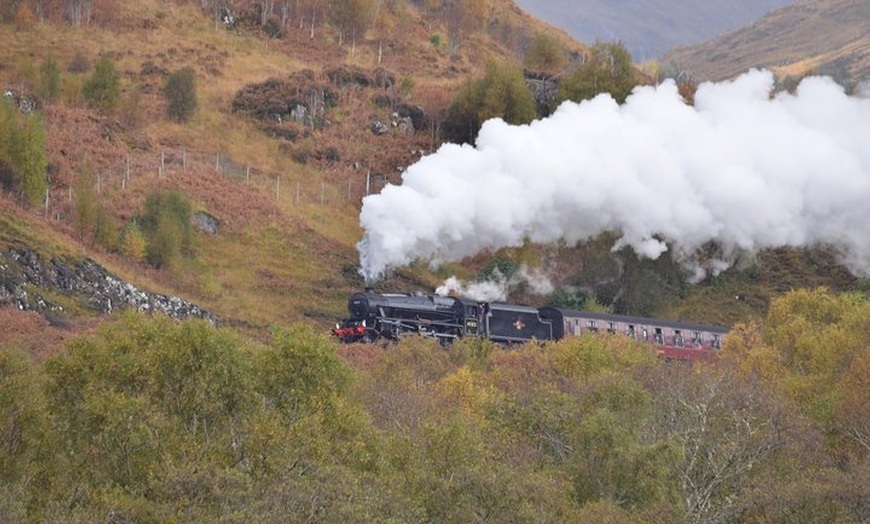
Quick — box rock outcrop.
[0,246,217,323]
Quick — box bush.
[120,220,147,262]
[0,98,48,208]
[444,60,537,143]
[83,56,120,112]
[164,67,197,123]
[39,57,61,103]
[140,190,193,270]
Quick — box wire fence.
[41,147,394,222]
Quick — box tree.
[164,67,197,123]
[834,350,870,454]
[0,347,47,486]
[643,364,787,523]
[14,1,35,28]
[524,32,567,74]
[329,0,372,53]
[119,220,147,262]
[140,190,193,270]
[73,166,97,241]
[39,57,62,103]
[0,97,47,207]
[11,112,48,208]
[66,0,93,28]
[443,0,488,53]
[445,59,537,143]
[762,288,870,425]
[83,55,120,112]
[559,41,639,105]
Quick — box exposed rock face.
[0,247,217,323]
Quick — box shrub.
[39,57,62,103]
[83,56,120,112]
[0,99,48,208]
[140,190,193,269]
[164,67,197,123]
[146,213,183,270]
[94,205,119,251]
[120,220,147,262]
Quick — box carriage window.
[654,328,663,345]
[692,331,702,347]
[587,320,598,333]
[642,328,649,341]
[607,322,617,334]
[712,334,721,349]
[674,330,684,347]
[627,325,636,338]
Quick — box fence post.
[44,188,49,217]
[246,165,250,184]
[125,155,130,187]
[366,171,371,195]
[160,150,165,178]
[216,153,220,171]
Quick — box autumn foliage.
[1,289,867,521]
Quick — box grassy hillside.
[0,0,864,355]
[662,0,870,85]
[0,0,585,340]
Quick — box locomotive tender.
[333,291,728,360]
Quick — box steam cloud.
[435,265,555,302]
[357,70,870,282]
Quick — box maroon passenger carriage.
[539,307,726,360]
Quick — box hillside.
[512,0,795,60]
[1,0,866,358]
[662,0,870,84]
[0,0,588,343]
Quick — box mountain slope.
[662,0,870,84]
[0,0,585,339]
[512,0,795,60]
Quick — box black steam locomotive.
[333,291,728,360]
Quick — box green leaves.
[447,60,537,142]
[0,96,48,208]
[559,41,639,105]
[83,56,120,112]
[164,67,197,123]
[4,288,868,520]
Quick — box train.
[333,291,728,360]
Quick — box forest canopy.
[1,289,867,522]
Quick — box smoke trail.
[357,70,870,282]
[435,265,555,301]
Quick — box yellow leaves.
[723,321,787,382]
[436,365,500,423]
[549,333,656,380]
[727,288,870,436]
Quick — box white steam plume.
[357,70,870,281]
[435,266,555,302]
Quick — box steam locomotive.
[333,291,728,360]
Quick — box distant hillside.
[662,0,870,85]
[512,0,794,60]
